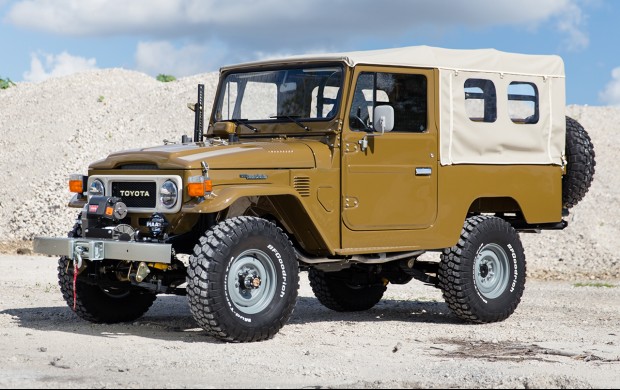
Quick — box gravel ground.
[0,255,618,389]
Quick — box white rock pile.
[0,69,617,280]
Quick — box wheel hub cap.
[479,263,490,278]
[240,272,262,289]
[227,249,277,315]
[474,243,510,300]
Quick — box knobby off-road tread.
[438,215,526,323]
[563,116,595,209]
[58,219,156,323]
[187,216,299,342]
[308,269,386,312]
[308,269,346,312]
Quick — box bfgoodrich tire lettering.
[187,216,299,342]
[438,215,526,323]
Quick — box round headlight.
[160,180,178,208]
[89,179,105,196]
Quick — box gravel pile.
[0,68,617,280]
[0,69,219,245]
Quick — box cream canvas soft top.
[222,45,565,77]
[221,46,567,166]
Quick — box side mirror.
[373,105,394,133]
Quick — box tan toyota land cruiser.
[34,46,595,342]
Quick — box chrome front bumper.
[33,237,172,264]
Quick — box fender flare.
[181,185,302,214]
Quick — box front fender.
[181,185,301,214]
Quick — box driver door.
[341,67,438,237]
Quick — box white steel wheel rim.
[473,243,511,299]
[227,249,277,315]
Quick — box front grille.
[112,182,157,208]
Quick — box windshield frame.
[211,63,345,131]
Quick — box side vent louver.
[293,176,311,197]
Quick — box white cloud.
[7,0,591,78]
[6,0,588,52]
[135,41,223,77]
[556,2,589,51]
[599,67,620,106]
[23,51,97,82]
[6,0,574,31]
[6,0,192,35]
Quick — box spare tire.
[563,116,595,209]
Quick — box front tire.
[438,215,526,323]
[58,218,156,323]
[187,217,299,342]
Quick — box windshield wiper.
[270,115,310,131]
[228,119,258,132]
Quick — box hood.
[89,141,319,170]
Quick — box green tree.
[0,76,16,89]
[156,74,176,82]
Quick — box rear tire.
[438,215,526,323]
[308,267,386,312]
[563,116,595,209]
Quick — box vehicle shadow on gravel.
[289,297,462,325]
[1,295,461,343]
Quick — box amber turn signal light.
[204,179,213,193]
[69,174,84,193]
[187,176,213,197]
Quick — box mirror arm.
[379,116,386,134]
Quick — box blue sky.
[1,0,619,106]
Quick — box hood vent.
[118,163,158,170]
[293,176,311,197]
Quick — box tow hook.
[135,262,151,283]
[73,245,86,269]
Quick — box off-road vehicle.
[34,46,595,342]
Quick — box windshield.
[214,65,343,124]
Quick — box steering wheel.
[350,106,371,131]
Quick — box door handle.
[358,136,369,152]
[415,167,432,176]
